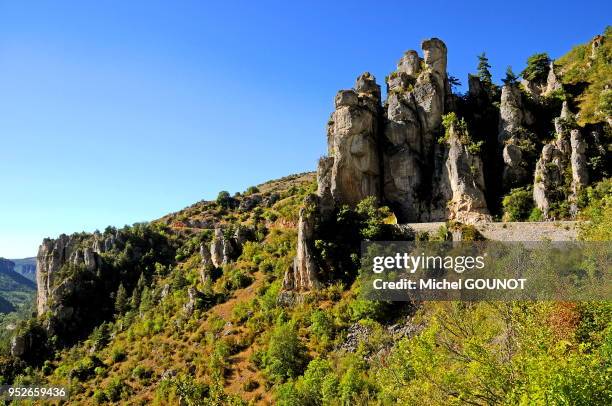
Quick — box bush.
[110,347,127,363]
[502,187,534,221]
[245,186,260,195]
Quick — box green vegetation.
[521,52,551,82]
[440,112,484,153]
[502,65,519,85]
[556,26,612,124]
[502,186,541,221]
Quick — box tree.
[502,66,518,85]
[114,283,128,315]
[264,323,309,381]
[477,52,493,84]
[448,75,462,92]
[130,273,146,308]
[216,191,232,208]
[521,53,551,82]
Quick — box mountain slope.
[10,258,37,282]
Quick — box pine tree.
[130,273,146,308]
[115,283,128,315]
[448,75,462,92]
[502,66,518,85]
[477,52,493,84]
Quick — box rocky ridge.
[284,35,610,294]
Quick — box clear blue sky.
[0,1,609,258]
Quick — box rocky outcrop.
[208,226,253,268]
[544,61,563,95]
[36,234,97,316]
[443,123,492,224]
[321,72,382,208]
[0,258,15,275]
[570,129,589,213]
[282,194,321,292]
[210,228,228,268]
[533,102,579,218]
[199,243,213,284]
[498,84,533,189]
[383,38,448,222]
[238,194,263,211]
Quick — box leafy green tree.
[216,191,232,208]
[264,323,309,382]
[521,52,551,82]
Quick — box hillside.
[1,30,610,406]
[10,257,37,282]
[0,258,36,313]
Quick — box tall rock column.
[321,72,382,208]
[442,121,492,224]
[383,38,448,222]
[533,102,575,219]
[282,194,321,292]
[498,84,534,190]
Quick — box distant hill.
[0,258,36,314]
[10,257,37,282]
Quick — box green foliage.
[521,52,551,82]
[216,190,233,208]
[477,52,493,84]
[310,310,334,341]
[114,283,128,315]
[245,186,260,195]
[502,65,518,85]
[110,346,126,363]
[263,322,309,382]
[502,187,535,221]
[556,27,612,124]
[69,355,103,381]
[578,178,612,240]
[440,112,483,154]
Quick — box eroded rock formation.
[383,39,449,222]
[498,84,533,189]
[320,73,382,208]
[282,194,321,292]
[443,123,492,224]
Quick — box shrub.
[245,186,260,195]
[502,187,534,221]
[110,347,127,363]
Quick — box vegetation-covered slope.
[556,26,612,125]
